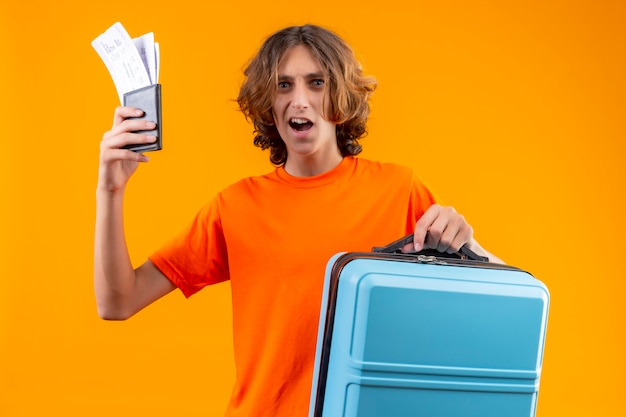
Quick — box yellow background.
[1,0,624,415]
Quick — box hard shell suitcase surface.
[309,236,550,417]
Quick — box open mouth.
[289,118,313,132]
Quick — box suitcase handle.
[372,234,489,262]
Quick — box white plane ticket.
[91,22,159,103]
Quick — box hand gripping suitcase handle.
[372,234,489,262]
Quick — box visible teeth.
[290,118,308,124]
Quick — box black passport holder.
[122,83,162,152]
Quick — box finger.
[100,132,156,149]
[448,222,473,253]
[112,106,144,127]
[102,119,156,150]
[422,206,463,252]
[426,211,451,251]
[104,120,156,143]
[102,133,157,153]
[433,211,472,253]
[436,221,459,253]
[413,204,441,251]
[401,242,415,253]
[101,147,150,164]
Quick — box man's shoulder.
[219,169,279,197]
[354,157,414,179]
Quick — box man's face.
[272,45,339,166]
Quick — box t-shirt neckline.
[274,156,356,188]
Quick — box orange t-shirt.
[149,156,436,417]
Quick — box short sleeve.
[149,195,230,298]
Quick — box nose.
[291,80,309,110]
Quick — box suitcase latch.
[415,255,448,265]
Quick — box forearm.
[93,189,137,319]
[468,239,505,264]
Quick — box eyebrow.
[277,72,325,81]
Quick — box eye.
[312,79,324,87]
[278,81,290,89]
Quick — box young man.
[94,24,502,417]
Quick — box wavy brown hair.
[237,24,377,166]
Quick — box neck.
[284,150,343,177]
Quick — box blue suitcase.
[309,235,550,417]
